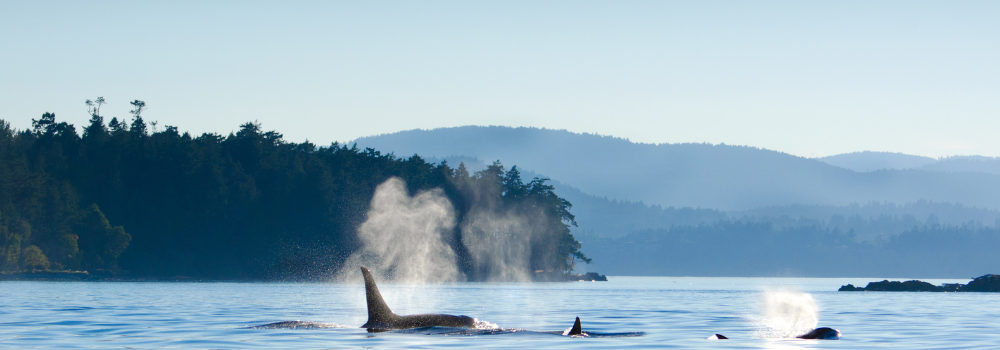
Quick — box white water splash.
[474,319,500,330]
[753,289,819,338]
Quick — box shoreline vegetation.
[0,102,592,281]
[839,274,1000,292]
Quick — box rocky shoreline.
[839,274,1000,292]
[532,271,608,282]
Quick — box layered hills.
[352,126,1000,210]
[354,126,1000,277]
[819,151,1000,174]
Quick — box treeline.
[582,221,1000,277]
[0,116,131,273]
[568,199,1000,241]
[0,103,585,279]
[730,201,1000,240]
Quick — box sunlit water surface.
[1,277,997,349]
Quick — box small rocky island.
[839,274,1000,292]
[532,271,608,282]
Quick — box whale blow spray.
[337,177,462,284]
[338,173,564,284]
[756,289,820,338]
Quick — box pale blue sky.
[1,1,997,158]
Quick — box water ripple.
[0,278,996,349]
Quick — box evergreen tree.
[21,245,50,271]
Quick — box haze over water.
[2,277,995,349]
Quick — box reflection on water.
[384,325,645,338]
[247,321,348,329]
[0,277,996,349]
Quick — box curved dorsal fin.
[568,316,583,335]
[361,267,395,326]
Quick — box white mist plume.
[460,210,534,282]
[337,177,462,283]
[755,289,819,338]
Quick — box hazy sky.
[2,1,997,158]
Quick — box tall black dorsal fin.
[568,316,583,335]
[361,267,395,327]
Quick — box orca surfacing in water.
[357,267,641,337]
[567,317,583,336]
[795,327,840,340]
[709,327,840,340]
[360,267,476,332]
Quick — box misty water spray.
[754,289,820,338]
[337,177,462,284]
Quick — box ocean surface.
[1,277,997,349]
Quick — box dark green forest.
[0,103,586,280]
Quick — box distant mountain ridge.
[818,151,936,172]
[352,126,1000,210]
[362,127,1000,277]
[428,155,1000,240]
[819,151,1000,174]
[919,156,1000,174]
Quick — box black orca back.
[359,266,475,332]
[797,327,840,340]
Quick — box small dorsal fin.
[568,316,583,335]
[361,267,395,327]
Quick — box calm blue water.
[1,277,997,349]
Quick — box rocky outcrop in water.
[962,274,1000,292]
[839,274,1000,292]
[532,271,608,282]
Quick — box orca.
[360,267,476,332]
[796,327,840,340]
[555,316,644,337]
[357,267,641,337]
[710,327,840,340]
[566,317,583,336]
[388,314,643,338]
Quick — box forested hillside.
[819,151,1000,174]
[6,111,997,279]
[0,109,586,280]
[818,151,937,172]
[427,157,1000,240]
[353,126,1000,210]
